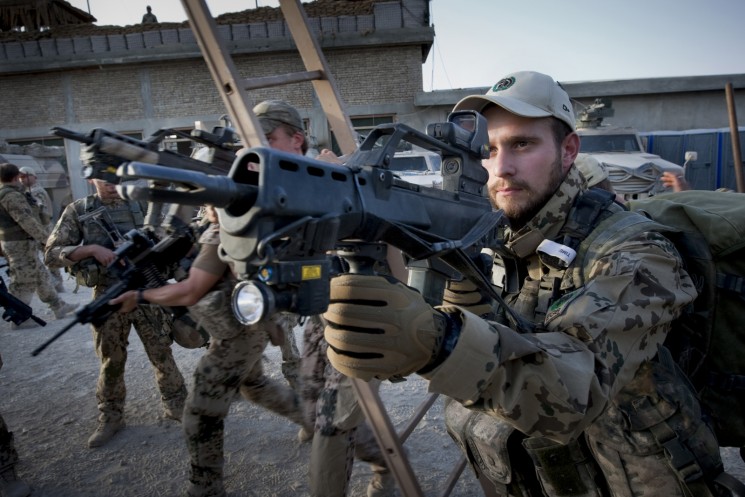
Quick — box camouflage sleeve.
[0,190,49,242]
[44,203,84,268]
[33,187,54,218]
[426,232,697,443]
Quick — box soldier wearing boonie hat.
[253,99,308,154]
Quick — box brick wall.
[0,44,423,131]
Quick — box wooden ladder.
[178,1,470,495]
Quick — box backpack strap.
[569,209,669,289]
[559,187,618,252]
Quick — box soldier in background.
[0,162,76,330]
[44,177,186,448]
[111,205,310,497]
[18,166,65,293]
[141,5,158,24]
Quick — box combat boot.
[297,426,313,443]
[367,470,398,497]
[52,301,78,319]
[87,419,124,448]
[163,401,184,422]
[0,464,32,497]
[186,466,226,497]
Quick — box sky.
[66,0,745,91]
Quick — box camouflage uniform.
[0,183,69,318]
[434,167,723,496]
[301,314,391,497]
[44,195,186,429]
[183,224,307,497]
[27,183,65,290]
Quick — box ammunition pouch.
[522,437,603,497]
[445,397,606,497]
[171,313,209,349]
[67,258,104,287]
[187,288,244,340]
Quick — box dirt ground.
[1,277,743,497]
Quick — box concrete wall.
[414,75,745,134]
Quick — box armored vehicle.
[576,98,684,200]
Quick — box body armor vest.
[0,185,40,241]
[70,195,146,287]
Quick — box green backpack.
[575,190,745,448]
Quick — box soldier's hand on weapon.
[109,290,138,313]
[442,277,495,319]
[316,149,345,164]
[323,274,458,381]
[87,245,117,266]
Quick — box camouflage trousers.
[183,318,308,486]
[1,240,62,309]
[91,288,186,423]
[300,314,388,497]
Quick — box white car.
[390,151,443,189]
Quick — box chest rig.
[493,188,620,327]
[69,195,146,287]
[76,195,146,249]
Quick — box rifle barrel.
[31,319,78,356]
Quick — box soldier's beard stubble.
[488,153,565,229]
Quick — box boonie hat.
[18,166,37,177]
[574,153,608,187]
[453,71,576,131]
[253,99,304,134]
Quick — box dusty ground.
[0,277,743,497]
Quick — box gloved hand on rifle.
[442,277,495,319]
[323,274,462,381]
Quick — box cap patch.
[492,77,516,92]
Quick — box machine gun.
[51,125,238,183]
[116,110,534,333]
[0,271,46,327]
[31,223,197,356]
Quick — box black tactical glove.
[323,274,448,381]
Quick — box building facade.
[2,0,744,196]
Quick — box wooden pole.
[725,82,745,193]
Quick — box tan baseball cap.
[253,99,304,134]
[453,71,576,131]
[18,166,37,177]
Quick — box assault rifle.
[31,223,196,356]
[0,273,46,327]
[116,110,534,333]
[51,125,238,183]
